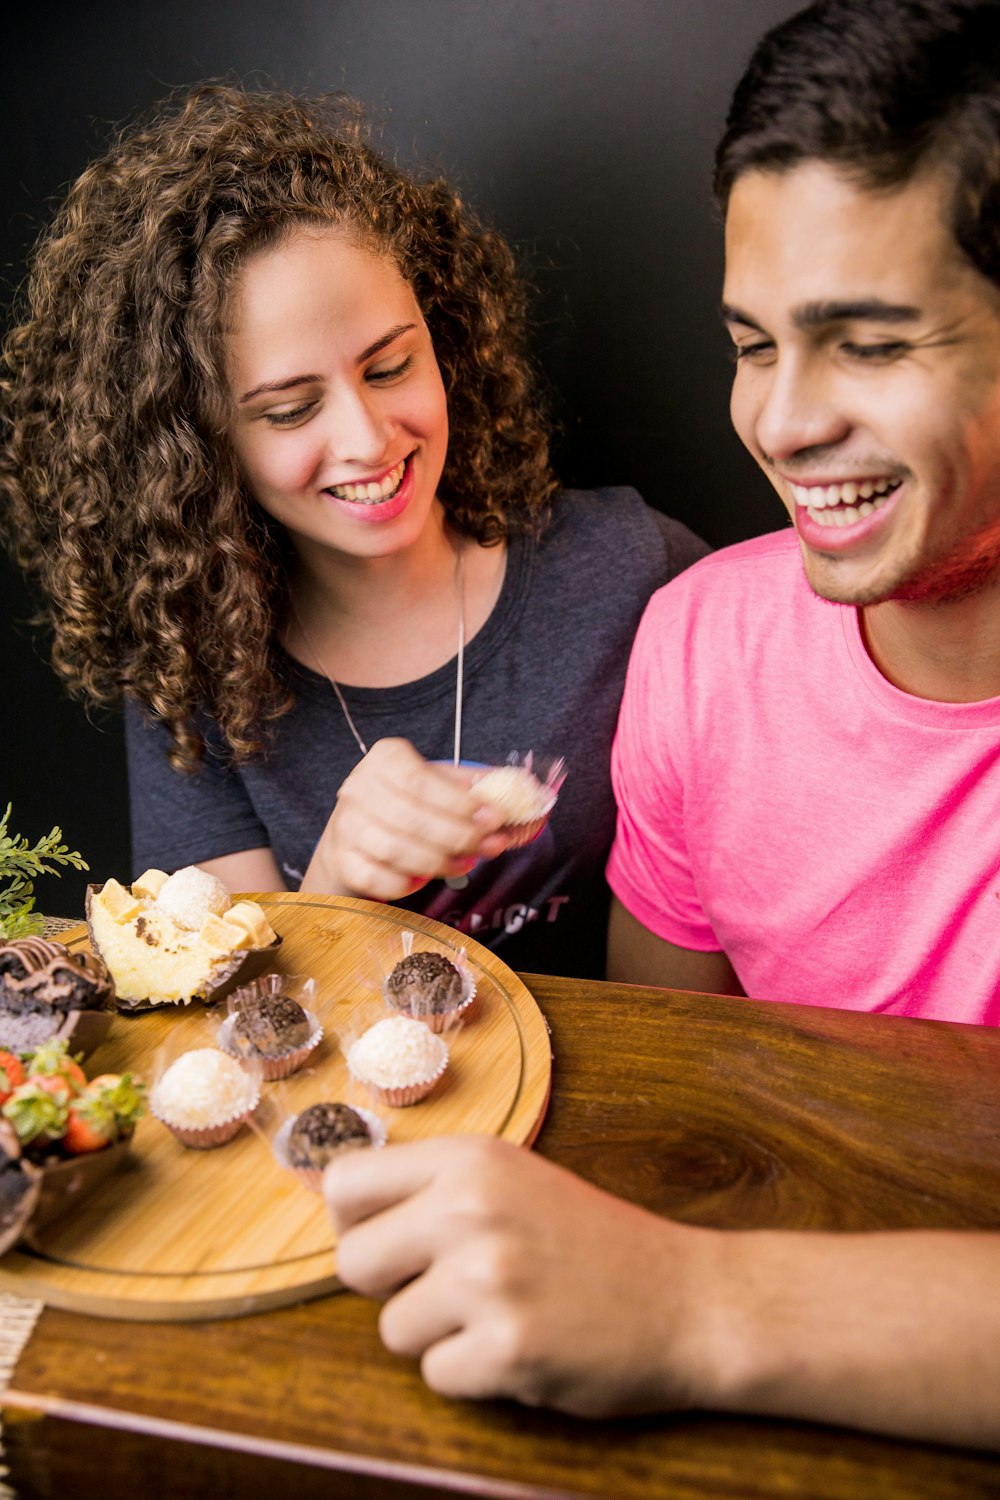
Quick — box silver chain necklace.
[290,544,466,766]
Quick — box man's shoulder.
[646,526,802,614]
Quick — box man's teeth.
[327,458,406,504]
[789,477,900,527]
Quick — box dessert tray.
[0,894,552,1321]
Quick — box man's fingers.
[376,1261,466,1356]
[324,1138,448,1233]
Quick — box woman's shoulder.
[533,486,710,587]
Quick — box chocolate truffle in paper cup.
[347,1015,448,1107]
[273,1102,386,1191]
[383,949,476,1032]
[150,1047,259,1148]
[220,975,322,1080]
[470,752,565,849]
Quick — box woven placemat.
[3,918,68,1498]
[0,1293,44,1500]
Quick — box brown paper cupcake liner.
[217,1010,323,1081]
[346,1049,448,1108]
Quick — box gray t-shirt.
[126,488,708,977]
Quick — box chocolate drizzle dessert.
[0,937,115,1050]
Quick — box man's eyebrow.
[719,299,920,332]
[238,323,417,403]
[794,299,921,327]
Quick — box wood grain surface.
[0,896,551,1319]
[5,974,1000,1500]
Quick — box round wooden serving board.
[0,895,552,1321]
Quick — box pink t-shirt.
[608,530,1000,1025]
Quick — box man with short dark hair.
[325,0,1000,1445]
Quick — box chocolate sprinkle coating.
[231,993,311,1057]
[384,952,463,1015]
[287,1102,371,1169]
[0,937,115,1014]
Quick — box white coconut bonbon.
[154,867,231,932]
[347,1015,448,1107]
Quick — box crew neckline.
[841,600,1000,728]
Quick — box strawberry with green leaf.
[65,1073,146,1154]
[3,1080,70,1147]
[24,1038,86,1095]
[0,1049,25,1106]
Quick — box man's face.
[724,160,1000,605]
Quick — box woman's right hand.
[300,738,507,902]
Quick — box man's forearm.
[696,1228,1000,1448]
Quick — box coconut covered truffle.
[471,765,555,825]
[347,1015,448,1107]
[151,1048,258,1147]
[155,867,230,931]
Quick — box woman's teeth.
[789,477,900,528]
[327,458,406,504]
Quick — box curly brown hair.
[1,84,557,771]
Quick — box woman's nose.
[326,385,392,468]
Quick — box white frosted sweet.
[155,866,230,932]
[152,1047,256,1128]
[347,1016,447,1088]
[472,766,553,825]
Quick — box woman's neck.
[285,513,507,689]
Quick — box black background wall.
[3,0,799,916]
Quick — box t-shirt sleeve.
[124,700,271,875]
[650,509,712,579]
[606,581,722,952]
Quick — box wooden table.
[4,974,1000,1500]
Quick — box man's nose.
[753,355,851,466]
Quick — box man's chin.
[800,545,1000,608]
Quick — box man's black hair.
[715,0,1000,285]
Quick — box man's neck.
[860,583,1000,703]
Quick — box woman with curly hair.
[0,84,706,976]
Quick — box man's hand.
[324,1135,715,1416]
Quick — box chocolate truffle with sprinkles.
[385,951,464,1017]
[231,992,311,1058]
[287,1102,373,1170]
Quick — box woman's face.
[226,225,449,565]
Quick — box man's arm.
[607,896,744,994]
[326,1137,1000,1449]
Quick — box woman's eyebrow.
[357,322,417,362]
[239,322,419,402]
[239,374,321,403]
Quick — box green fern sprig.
[0,804,89,940]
